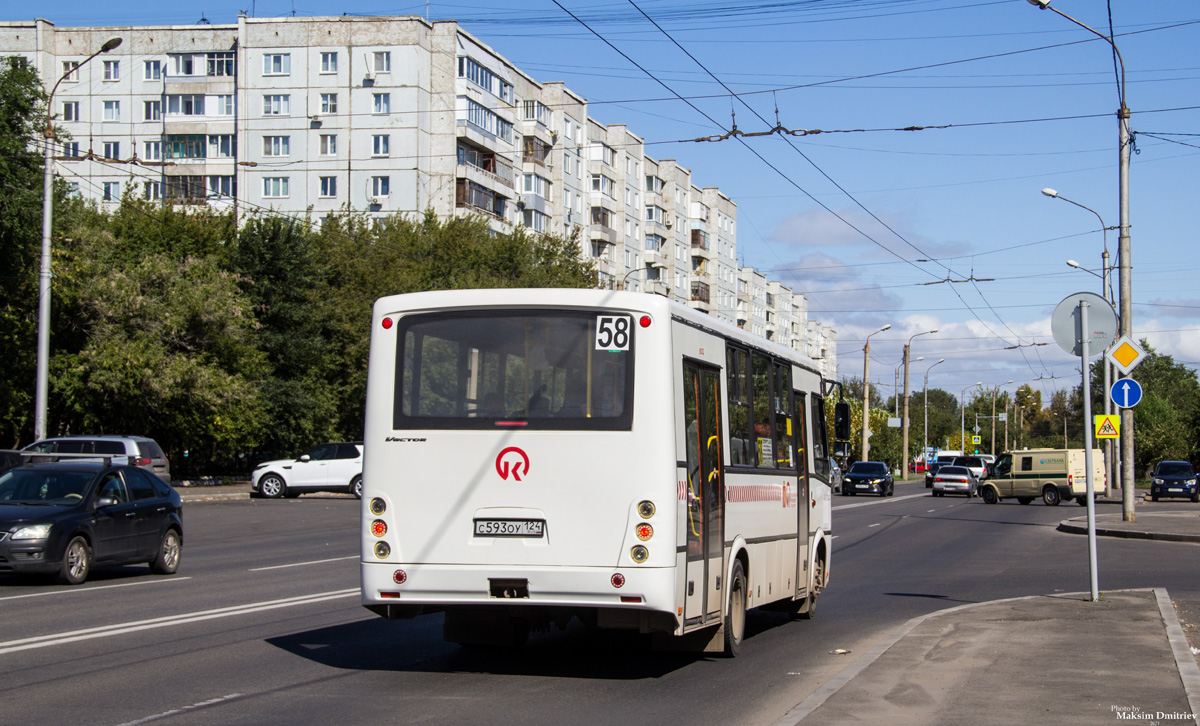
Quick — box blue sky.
[10,0,1200,406]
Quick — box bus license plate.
[474,519,545,538]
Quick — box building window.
[103,141,120,160]
[263,177,289,198]
[143,181,161,200]
[166,134,206,159]
[208,175,235,197]
[320,93,337,114]
[208,134,236,158]
[371,176,390,197]
[523,209,549,233]
[144,100,161,121]
[263,53,290,75]
[372,93,390,114]
[62,61,80,81]
[167,95,205,116]
[166,176,206,201]
[646,205,664,224]
[372,135,389,156]
[320,134,336,156]
[373,51,390,73]
[522,100,550,125]
[455,179,506,219]
[464,99,512,142]
[457,56,512,103]
[103,101,120,122]
[62,142,80,158]
[62,101,80,122]
[645,233,664,251]
[591,173,614,198]
[207,51,235,77]
[67,182,80,195]
[144,141,162,161]
[144,60,161,80]
[263,136,290,157]
[103,60,119,81]
[214,95,235,116]
[645,175,663,193]
[262,95,290,116]
[523,173,550,200]
[320,52,337,73]
[172,54,196,76]
[103,182,120,201]
[320,176,337,197]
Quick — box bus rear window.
[392,310,634,430]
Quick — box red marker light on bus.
[381,317,393,329]
[636,523,653,541]
[611,573,626,588]
[371,520,387,537]
[639,315,651,328]
[393,570,407,584]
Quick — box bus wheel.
[981,487,998,505]
[1042,486,1061,506]
[723,560,747,657]
[798,558,823,621]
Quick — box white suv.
[251,442,364,499]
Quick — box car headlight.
[1152,478,1163,485]
[10,523,52,540]
[1187,480,1197,486]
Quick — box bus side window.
[726,347,752,466]
[752,353,774,468]
[773,362,793,469]
[794,393,808,478]
[811,394,830,479]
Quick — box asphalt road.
[2,482,1198,726]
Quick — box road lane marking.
[115,693,245,726]
[868,523,881,528]
[249,555,358,572]
[0,588,359,655]
[928,510,936,513]
[833,493,927,511]
[0,577,192,603]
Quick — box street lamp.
[862,324,891,462]
[902,329,938,478]
[923,358,945,470]
[1026,0,1134,524]
[36,36,123,441]
[990,380,1013,455]
[960,382,982,451]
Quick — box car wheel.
[56,536,91,585]
[259,473,286,499]
[350,475,363,499]
[1043,485,1061,507]
[981,487,998,505]
[1077,496,1088,506]
[965,489,973,499]
[1017,497,1033,505]
[723,559,747,657]
[150,529,182,574]
[1192,492,1199,503]
[1151,492,1159,502]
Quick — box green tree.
[0,57,52,445]
[1121,341,1200,475]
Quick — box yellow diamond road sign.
[1095,415,1120,439]
[1106,335,1146,375]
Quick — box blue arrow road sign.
[1110,379,1143,409]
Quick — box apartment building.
[1,15,837,378]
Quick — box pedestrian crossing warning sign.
[1094,415,1120,439]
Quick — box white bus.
[361,289,834,655]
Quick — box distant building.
[1,15,837,378]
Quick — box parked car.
[0,459,182,585]
[22,435,170,482]
[952,456,987,482]
[829,458,843,493]
[1149,461,1199,503]
[0,450,21,475]
[251,442,364,499]
[841,461,894,497]
[930,465,978,498]
[978,454,997,477]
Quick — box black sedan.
[1149,461,1199,502]
[0,460,182,585]
[841,461,895,497]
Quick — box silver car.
[931,465,978,498]
[22,435,171,482]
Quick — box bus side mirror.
[834,401,851,441]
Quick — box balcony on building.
[523,135,551,168]
[590,206,617,246]
[690,281,711,304]
[456,178,509,220]
[691,228,713,258]
[457,142,514,189]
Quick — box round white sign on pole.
[1051,292,1118,359]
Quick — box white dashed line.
[869,523,881,528]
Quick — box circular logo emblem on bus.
[496,447,530,482]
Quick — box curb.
[772,588,1199,726]
[1057,517,1200,544]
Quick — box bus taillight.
[611,573,625,588]
[630,546,649,563]
[371,520,387,537]
[639,315,652,328]
[636,523,653,541]
[393,570,407,584]
[381,317,393,329]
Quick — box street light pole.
[862,324,891,462]
[902,329,937,479]
[961,382,982,451]
[36,36,122,442]
[1026,0,1133,522]
[923,358,945,468]
[991,380,1013,455]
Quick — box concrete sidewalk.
[175,482,252,501]
[777,589,1200,725]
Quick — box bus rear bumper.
[361,562,677,624]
